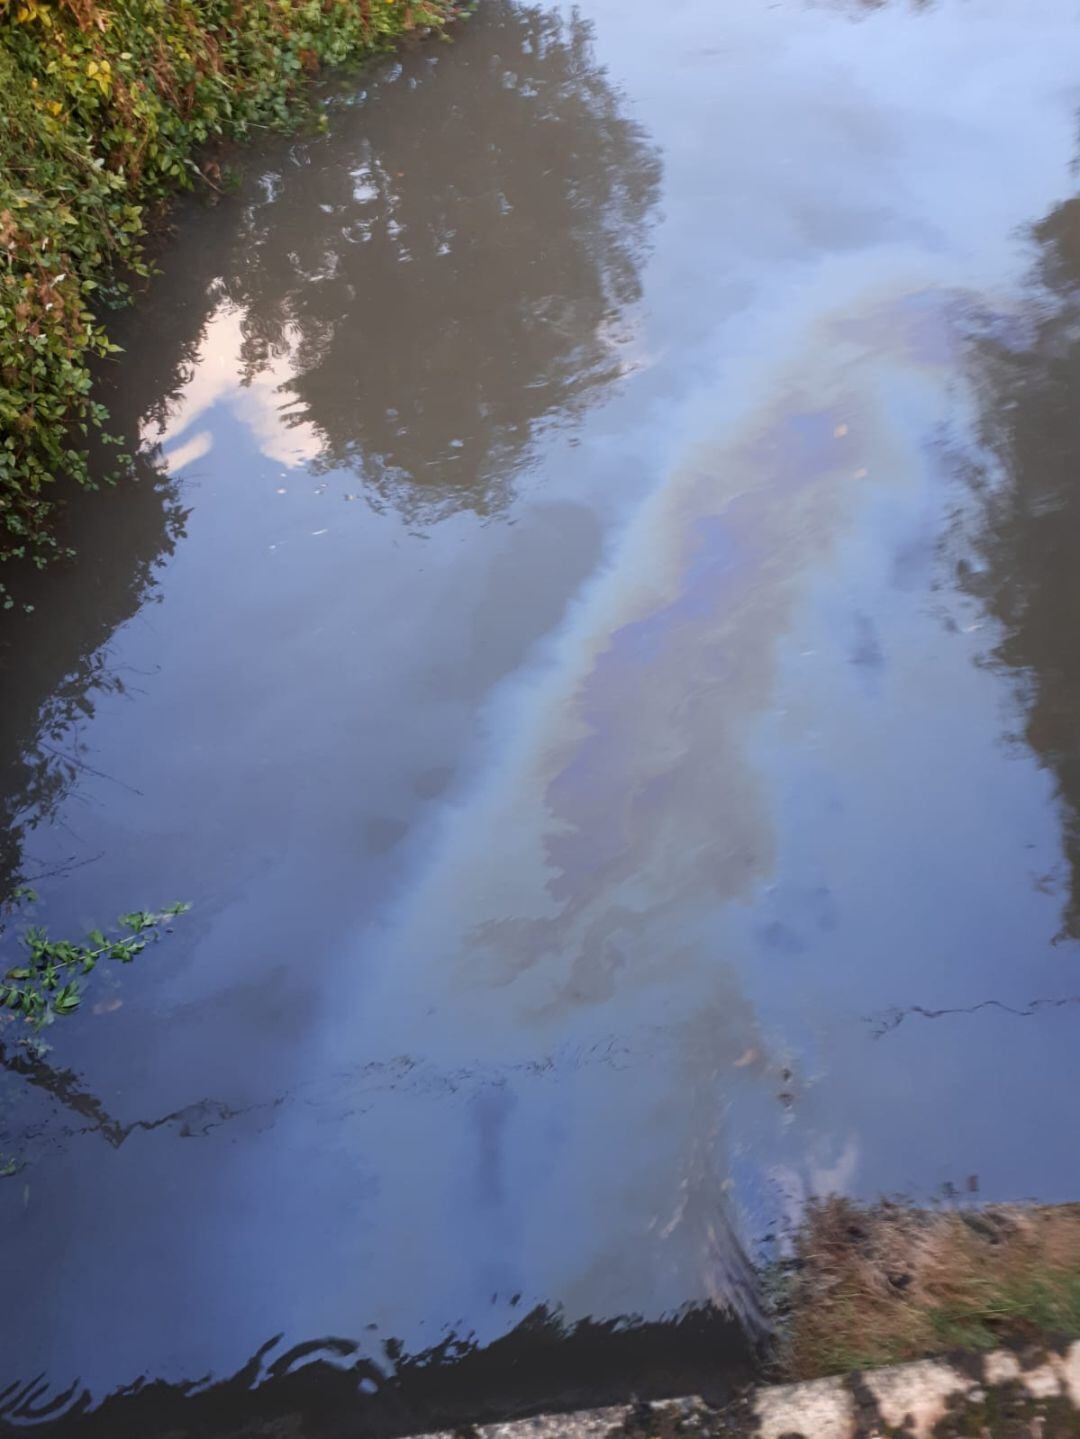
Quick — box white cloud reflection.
[144,303,321,474]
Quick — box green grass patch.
[928,1270,1080,1352]
[780,1198,1080,1380]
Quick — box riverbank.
[406,1203,1080,1439]
[781,1199,1080,1380]
[0,0,459,606]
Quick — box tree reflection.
[0,1,660,895]
[0,257,202,900]
[0,473,187,902]
[960,193,1080,937]
[222,0,662,521]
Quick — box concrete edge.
[410,1340,1080,1439]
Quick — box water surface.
[4,0,1080,1431]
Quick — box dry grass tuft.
[782,1198,1080,1380]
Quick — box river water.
[4,0,1080,1432]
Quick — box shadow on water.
[956,190,1080,940]
[0,1310,757,1438]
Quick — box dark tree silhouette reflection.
[0,469,186,902]
[0,260,203,900]
[959,193,1080,937]
[222,0,662,521]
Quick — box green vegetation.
[780,1197,1080,1379]
[0,885,188,1027]
[0,0,457,605]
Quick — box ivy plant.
[0,887,188,1029]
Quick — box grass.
[780,1197,1080,1380]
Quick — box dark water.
[4,0,1080,1431]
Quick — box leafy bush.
[0,0,456,605]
